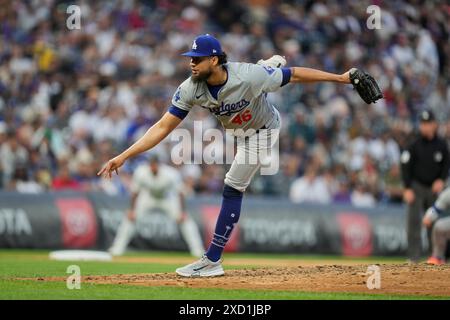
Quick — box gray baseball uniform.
[172,62,284,132]
[430,187,450,259]
[170,62,289,192]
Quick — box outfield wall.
[0,191,440,257]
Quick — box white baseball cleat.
[176,255,224,277]
[108,246,125,257]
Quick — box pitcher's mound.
[49,250,112,261]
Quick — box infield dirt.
[30,257,450,296]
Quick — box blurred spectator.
[289,165,331,204]
[257,153,302,196]
[0,0,448,206]
[288,109,316,145]
[8,164,43,193]
[382,164,404,204]
[51,162,82,191]
[0,129,29,188]
[195,164,224,194]
[333,177,351,204]
[351,181,376,208]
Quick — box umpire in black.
[400,110,450,262]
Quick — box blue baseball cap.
[181,34,223,57]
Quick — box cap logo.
[423,111,429,120]
[192,40,197,50]
[212,49,217,53]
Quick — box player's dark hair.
[217,52,227,65]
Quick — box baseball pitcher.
[98,34,382,277]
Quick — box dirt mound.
[32,263,450,297]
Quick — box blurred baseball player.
[108,155,205,257]
[423,186,450,265]
[98,34,381,277]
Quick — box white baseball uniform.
[131,164,184,220]
[109,163,204,257]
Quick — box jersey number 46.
[231,110,252,125]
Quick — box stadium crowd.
[0,0,449,207]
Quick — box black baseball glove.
[349,68,383,104]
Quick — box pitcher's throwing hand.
[97,156,124,179]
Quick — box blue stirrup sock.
[205,184,243,262]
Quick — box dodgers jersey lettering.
[171,62,284,134]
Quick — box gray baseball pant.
[431,187,450,259]
[407,181,436,261]
[224,110,281,192]
[432,217,450,259]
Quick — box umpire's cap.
[419,110,436,122]
[181,34,223,57]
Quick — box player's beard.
[191,69,212,83]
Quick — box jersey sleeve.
[171,78,195,112]
[435,187,450,212]
[246,63,287,96]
